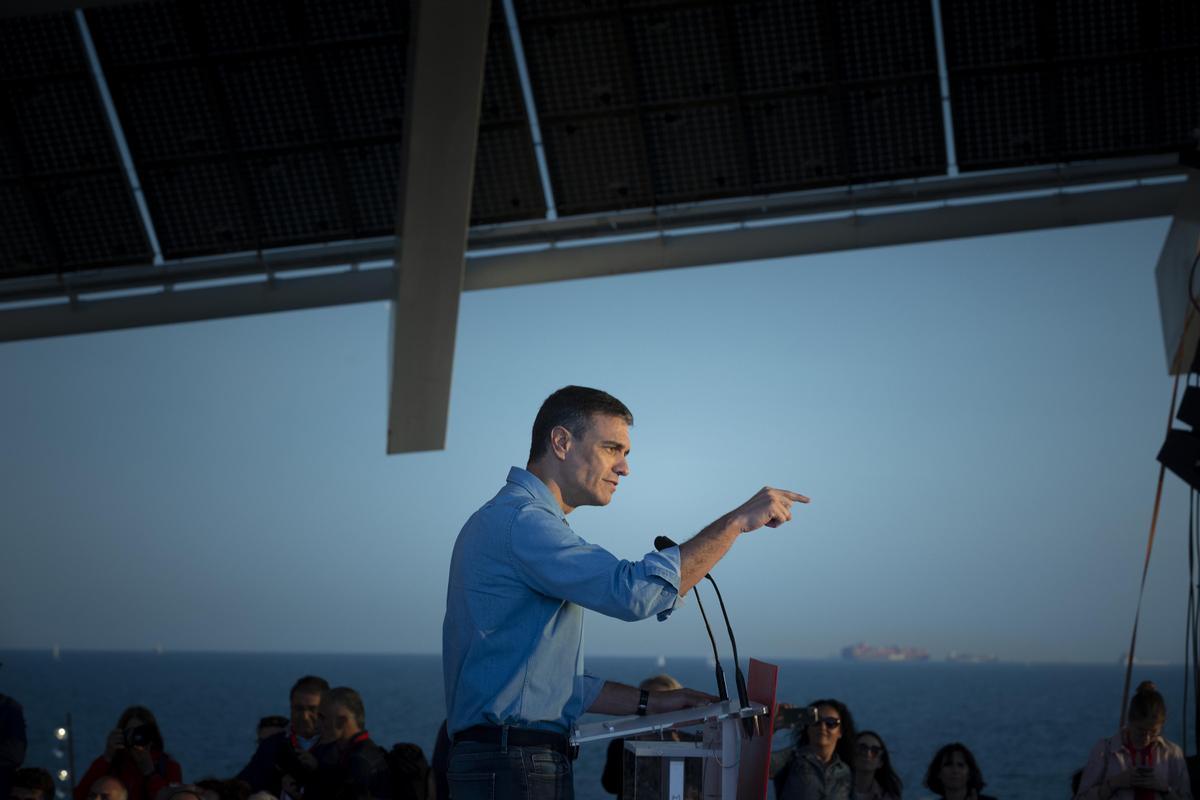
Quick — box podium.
[570,659,779,800]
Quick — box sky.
[0,216,1192,664]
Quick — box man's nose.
[615,458,629,476]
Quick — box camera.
[124,726,152,748]
[774,705,819,729]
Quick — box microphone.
[655,536,728,703]
[656,535,755,736]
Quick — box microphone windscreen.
[654,535,677,552]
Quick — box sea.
[1,650,1193,800]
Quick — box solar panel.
[542,114,654,212]
[344,143,400,234]
[87,0,544,259]
[942,0,1200,171]
[140,160,253,254]
[518,0,945,217]
[473,2,547,223]
[0,11,150,277]
[0,181,55,276]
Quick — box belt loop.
[500,724,509,754]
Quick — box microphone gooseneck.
[654,535,728,702]
[656,534,755,735]
[704,574,755,736]
[693,589,730,702]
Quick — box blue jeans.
[447,741,574,800]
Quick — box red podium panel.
[737,659,779,800]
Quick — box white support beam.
[0,269,393,342]
[386,0,491,454]
[0,177,1186,344]
[468,179,1187,290]
[1154,173,1200,374]
[1,155,1182,306]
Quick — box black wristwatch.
[637,689,650,716]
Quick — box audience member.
[600,675,697,800]
[852,731,901,800]
[86,776,128,800]
[1074,681,1192,800]
[10,766,54,800]
[384,743,431,800]
[75,707,181,800]
[298,686,392,800]
[236,676,330,797]
[0,692,26,800]
[776,698,857,800]
[922,743,995,800]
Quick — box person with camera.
[772,699,857,800]
[236,675,330,797]
[1074,681,1192,800]
[74,706,181,800]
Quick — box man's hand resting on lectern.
[648,687,718,715]
[588,682,717,716]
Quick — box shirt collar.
[291,729,320,751]
[507,467,568,521]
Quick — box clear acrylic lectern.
[571,698,769,800]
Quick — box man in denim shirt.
[443,386,809,800]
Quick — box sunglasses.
[857,743,883,757]
[809,716,841,730]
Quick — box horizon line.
[0,646,1178,668]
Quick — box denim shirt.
[779,747,852,800]
[442,467,683,737]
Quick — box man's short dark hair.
[289,675,330,700]
[13,767,55,799]
[528,386,633,463]
[328,686,366,729]
[257,715,289,733]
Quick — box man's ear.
[550,425,573,460]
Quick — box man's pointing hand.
[733,486,810,532]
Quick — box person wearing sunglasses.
[1074,680,1191,800]
[777,698,857,800]
[922,742,995,800]
[852,731,901,800]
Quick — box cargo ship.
[841,642,930,662]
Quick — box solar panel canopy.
[0,0,1197,283]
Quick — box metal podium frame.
[570,699,768,800]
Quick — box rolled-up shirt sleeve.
[579,673,606,712]
[510,506,682,622]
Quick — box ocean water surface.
[1,650,1190,800]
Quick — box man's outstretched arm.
[676,486,809,595]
